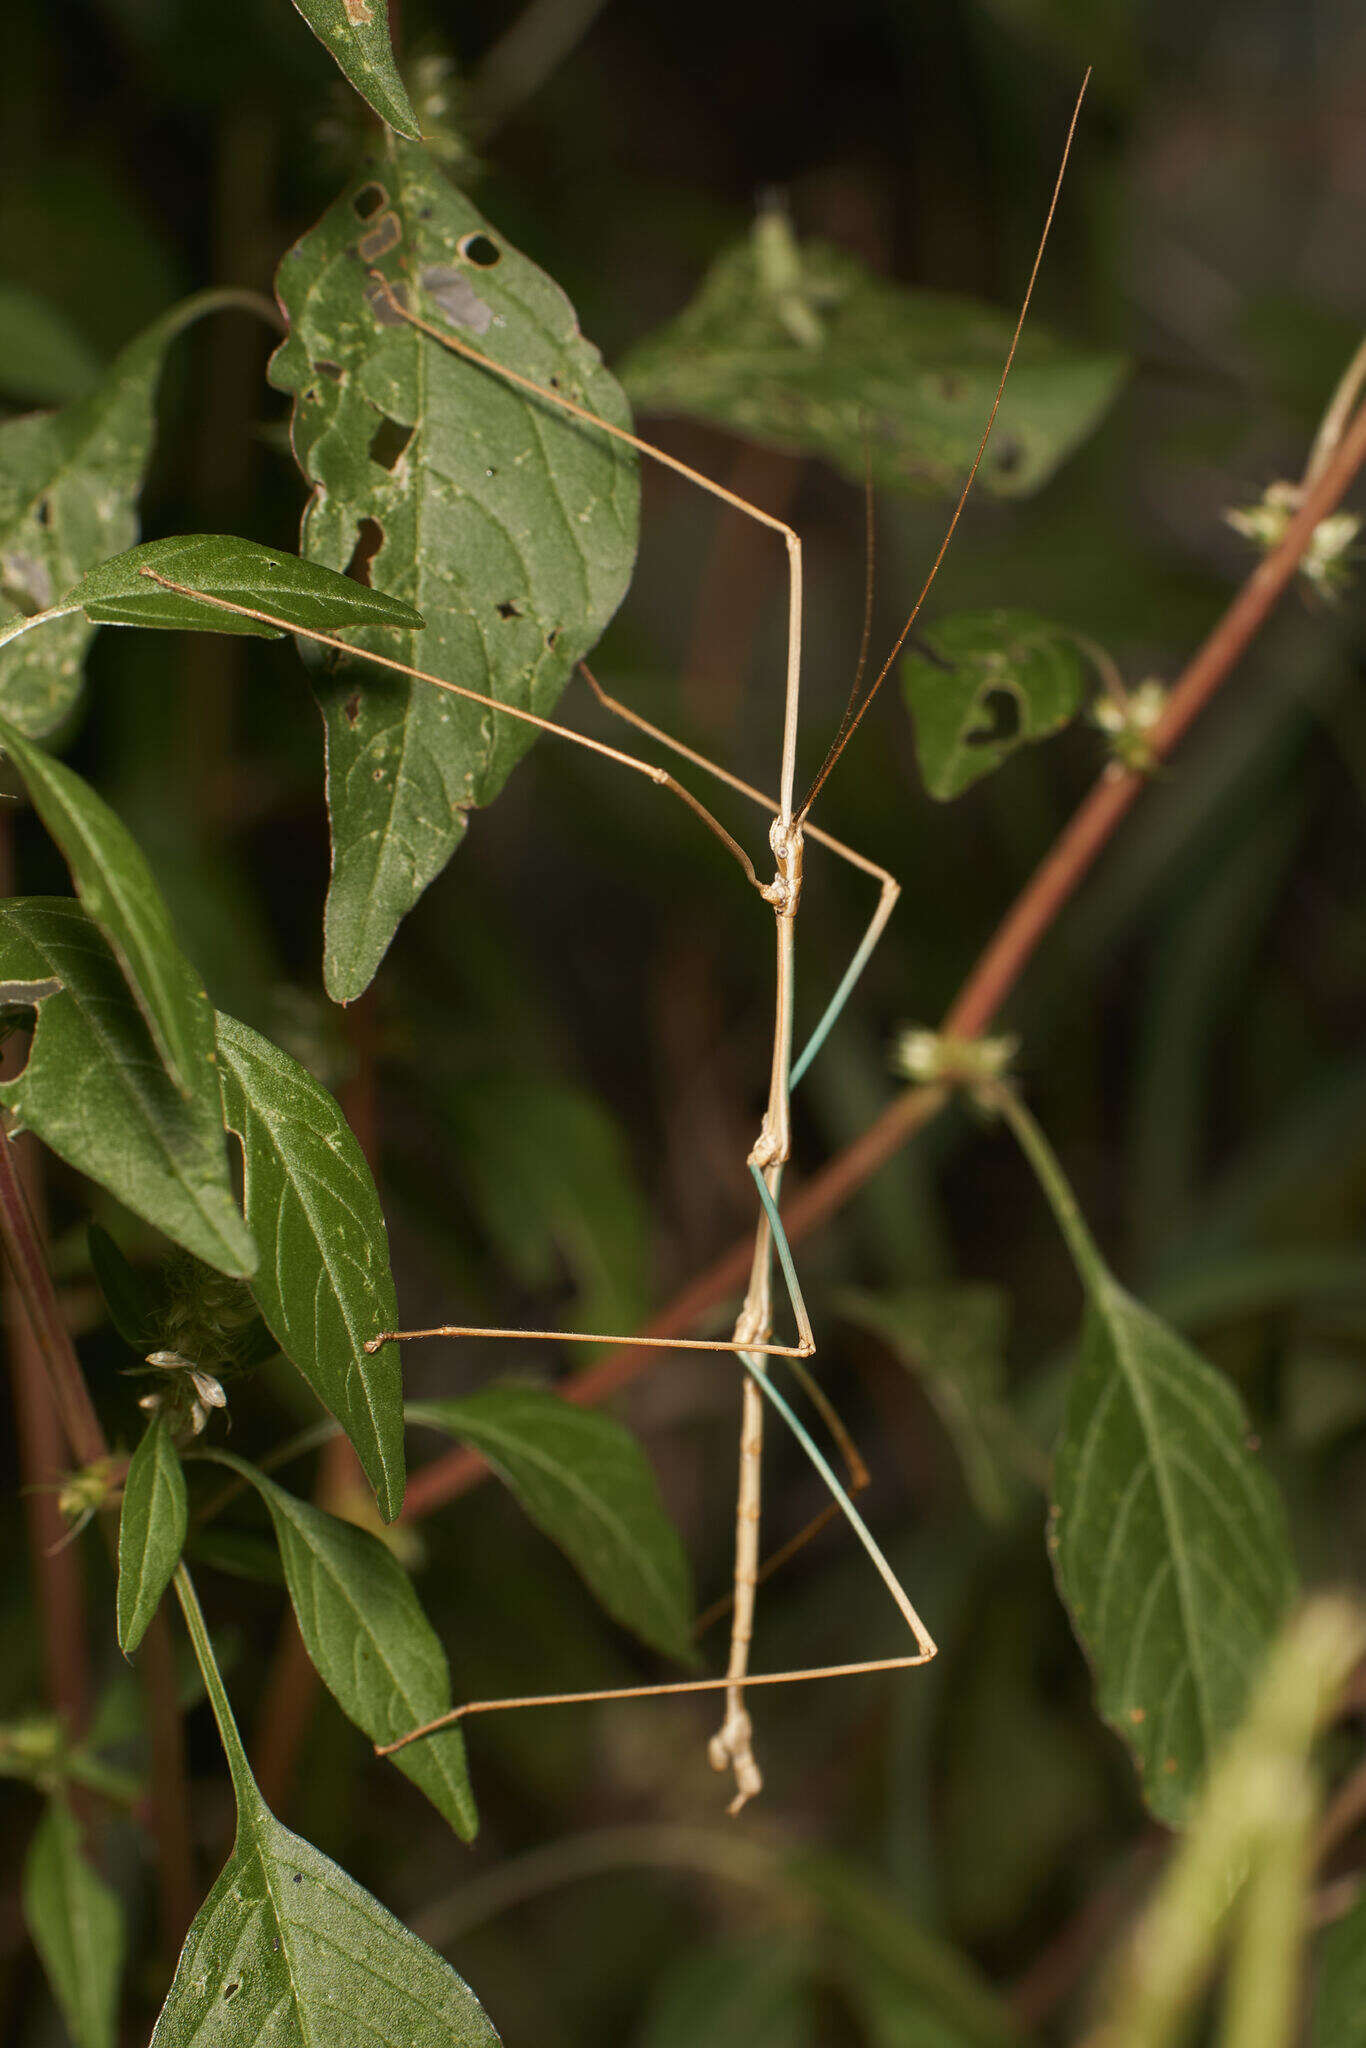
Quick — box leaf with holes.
[270,142,640,1002]
[900,610,1086,799]
[1010,1102,1301,1825]
[0,900,255,1276]
[288,0,420,141]
[205,1452,476,1838]
[156,1572,501,2048]
[0,711,220,1099]
[68,534,425,637]
[0,291,258,736]
[619,212,1125,501]
[408,1387,694,1661]
[117,1413,188,1656]
[213,1011,404,1521]
[22,1799,124,2048]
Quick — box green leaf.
[68,534,425,637]
[408,1387,694,1661]
[837,1286,1024,1522]
[157,1569,500,2048]
[0,712,220,1100]
[442,1074,650,1337]
[88,1222,158,1350]
[288,0,421,141]
[0,901,255,1276]
[0,284,101,405]
[1312,1885,1366,2047]
[0,291,259,736]
[1053,1280,1298,1824]
[619,212,1126,500]
[1000,1089,1299,1825]
[213,1011,404,1521]
[900,610,1085,799]
[22,1799,124,2048]
[203,1450,475,1838]
[638,1937,816,2048]
[117,1413,188,1656]
[270,143,640,1001]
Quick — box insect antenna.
[795,68,1091,827]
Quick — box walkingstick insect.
[124,78,1088,1813]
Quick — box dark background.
[3,1,1366,2041]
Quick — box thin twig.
[403,395,1366,1523]
[0,1119,196,1952]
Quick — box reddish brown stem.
[403,400,1366,1522]
[0,1106,195,1953]
[4,1129,88,1732]
[0,1130,105,1472]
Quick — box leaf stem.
[172,1562,254,1810]
[0,604,78,657]
[979,1083,1109,1298]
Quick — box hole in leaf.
[291,1873,302,1885]
[344,517,385,588]
[546,628,559,648]
[368,417,414,471]
[994,435,1023,475]
[223,1983,240,2002]
[315,359,343,382]
[966,689,1021,747]
[458,232,501,268]
[496,600,521,620]
[353,182,388,221]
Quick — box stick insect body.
[139,77,1086,1811]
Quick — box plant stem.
[0,1127,105,1470]
[403,393,1366,1523]
[4,1134,89,1732]
[0,1111,195,1954]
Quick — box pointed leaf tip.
[68,535,424,637]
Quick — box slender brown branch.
[403,396,1366,1523]
[0,1128,105,1470]
[4,1135,89,1733]
[0,1113,196,1951]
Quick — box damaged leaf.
[619,215,1126,500]
[900,609,1086,799]
[270,143,639,1002]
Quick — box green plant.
[3,6,1365,2047]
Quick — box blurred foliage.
[1,1,1365,2046]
